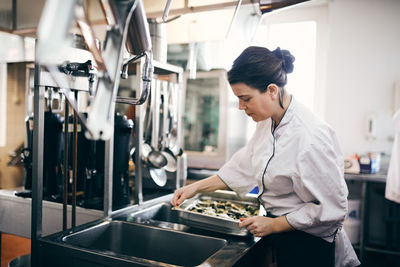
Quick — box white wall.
[251,0,400,156]
[325,0,400,155]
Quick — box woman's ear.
[266,84,279,98]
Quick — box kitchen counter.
[0,187,103,238]
[345,170,387,183]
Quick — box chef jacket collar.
[273,95,294,133]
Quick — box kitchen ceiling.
[0,0,313,41]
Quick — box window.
[253,21,317,111]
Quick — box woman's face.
[231,83,275,122]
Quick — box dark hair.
[227,46,295,92]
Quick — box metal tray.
[175,190,259,237]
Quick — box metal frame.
[31,63,44,267]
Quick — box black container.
[43,111,64,197]
[112,113,134,210]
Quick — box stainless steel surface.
[0,188,103,238]
[344,172,387,183]
[62,220,226,266]
[147,150,167,168]
[104,115,114,216]
[118,52,153,105]
[62,100,68,231]
[72,99,78,228]
[176,191,259,236]
[126,0,152,55]
[176,153,187,188]
[150,78,160,149]
[127,201,181,225]
[31,63,44,267]
[38,193,260,266]
[141,142,152,158]
[149,167,167,187]
[161,150,177,172]
[37,70,92,92]
[148,19,167,63]
[134,62,145,205]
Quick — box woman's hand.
[238,216,293,237]
[171,183,198,206]
[171,175,228,207]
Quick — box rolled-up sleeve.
[285,141,348,240]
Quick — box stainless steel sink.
[127,202,181,223]
[62,220,227,266]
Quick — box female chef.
[171,46,360,267]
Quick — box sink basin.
[127,202,180,223]
[62,220,226,266]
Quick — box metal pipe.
[225,0,242,39]
[126,0,152,55]
[134,61,145,205]
[63,98,69,230]
[119,52,152,105]
[259,0,309,14]
[147,0,253,18]
[72,91,78,228]
[31,63,44,267]
[121,53,144,80]
[359,181,368,263]
[162,0,173,22]
[104,111,115,216]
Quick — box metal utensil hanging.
[144,80,168,186]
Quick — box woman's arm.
[171,175,228,206]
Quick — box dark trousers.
[233,230,335,267]
[271,230,335,267]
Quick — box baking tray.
[174,190,259,237]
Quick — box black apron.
[270,229,335,267]
[265,211,335,267]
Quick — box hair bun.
[273,47,295,74]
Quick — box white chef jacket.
[386,109,400,203]
[217,98,360,267]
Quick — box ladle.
[146,84,168,186]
